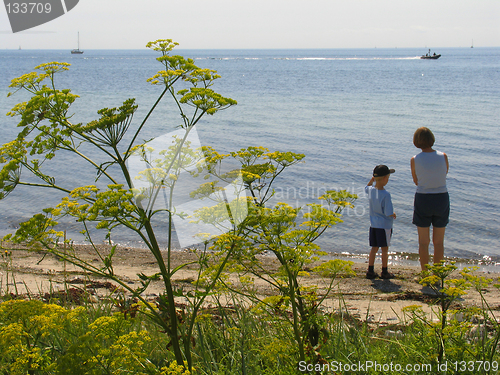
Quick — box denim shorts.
[412,192,450,228]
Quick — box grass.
[1,260,500,374]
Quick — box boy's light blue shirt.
[365,185,394,229]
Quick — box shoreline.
[21,237,500,270]
[323,251,500,273]
[2,244,500,325]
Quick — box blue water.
[0,47,499,261]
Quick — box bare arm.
[367,176,375,186]
[443,152,449,174]
[410,157,418,186]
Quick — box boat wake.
[200,56,422,61]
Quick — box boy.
[365,165,396,279]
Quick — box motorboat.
[420,49,440,59]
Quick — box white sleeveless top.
[414,150,448,194]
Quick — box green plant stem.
[25,119,119,184]
[17,181,71,194]
[125,79,180,159]
[184,235,240,371]
[141,218,185,367]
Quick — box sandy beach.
[2,244,500,325]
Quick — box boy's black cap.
[373,165,395,177]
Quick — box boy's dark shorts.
[412,192,449,228]
[369,227,392,248]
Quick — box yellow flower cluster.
[147,69,184,85]
[159,361,191,375]
[0,303,176,374]
[8,62,70,97]
[312,259,355,278]
[178,87,237,115]
[34,61,71,73]
[0,301,87,373]
[146,39,179,53]
[56,184,136,228]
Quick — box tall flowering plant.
[192,146,357,363]
[0,39,236,371]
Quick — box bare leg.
[433,226,446,265]
[417,226,431,271]
[368,247,378,266]
[381,247,389,268]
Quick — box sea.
[0,47,499,265]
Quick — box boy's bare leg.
[368,247,378,266]
[417,226,431,271]
[381,247,389,268]
[433,226,446,265]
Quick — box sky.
[1,0,499,50]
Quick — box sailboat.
[471,40,474,48]
[71,32,84,54]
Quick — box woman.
[410,127,449,271]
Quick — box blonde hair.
[413,127,435,149]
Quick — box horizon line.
[4,46,499,51]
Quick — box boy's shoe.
[366,270,379,279]
[380,271,394,279]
